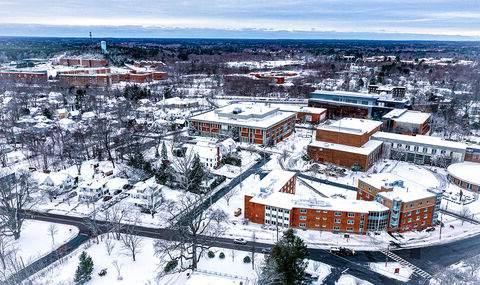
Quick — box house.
[217,138,237,157]
[189,142,221,170]
[41,172,75,194]
[78,179,108,202]
[126,177,163,209]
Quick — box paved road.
[10,208,404,285]
[175,154,271,226]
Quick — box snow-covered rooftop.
[318,118,382,135]
[447,162,480,186]
[360,173,437,202]
[383,109,431,125]
[190,103,295,129]
[309,137,383,155]
[372,132,467,151]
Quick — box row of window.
[392,143,450,156]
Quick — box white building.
[40,172,75,194]
[189,142,221,170]
[372,132,467,166]
[127,177,163,209]
[78,179,108,202]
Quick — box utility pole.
[252,231,256,270]
[439,212,443,240]
[385,244,389,267]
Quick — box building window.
[408,218,412,223]
[300,216,307,221]
[347,220,354,225]
[300,209,307,213]
[347,227,354,232]
[299,223,306,227]
[423,214,428,219]
[424,208,428,213]
[333,226,340,230]
[334,212,342,216]
[416,209,420,214]
[334,219,341,224]
[348,213,355,217]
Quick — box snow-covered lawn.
[336,274,372,285]
[1,220,78,280]
[368,262,412,282]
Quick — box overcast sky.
[0,0,479,39]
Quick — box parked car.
[67,191,77,199]
[234,208,242,217]
[426,227,436,232]
[113,189,122,195]
[261,247,271,254]
[233,238,248,245]
[102,195,112,202]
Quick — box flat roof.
[259,169,296,194]
[372,132,467,151]
[250,183,388,213]
[189,103,295,129]
[383,109,431,125]
[447,162,480,186]
[318,118,383,135]
[360,173,436,202]
[275,105,327,115]
[310,90,379,100]
[309,139,383,155]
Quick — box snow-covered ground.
[1,220,78,280]
[336,274,373,285]
[28,233,332,285]
[368,262,412,282]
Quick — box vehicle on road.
[102,195,112,202]
[261,247,271,254]
[330,247,355,256]
[233,238,248,245]
[426,227,436,232]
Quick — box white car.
[233,238,248,245]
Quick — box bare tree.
[105,237,115,256]
[48,224,58,246]
[0,170,36,240]
[155,194,227,272]
[112,260,123,281]
[460,206,471,226]
[120,219,143,262]
[222,187,238,206]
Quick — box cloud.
[0,0,478,37]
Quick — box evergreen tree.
[188,154,205,193]
[161,141,168,161]
[259,229,309,284]
[155,160,170,185]
[74,251,94,284]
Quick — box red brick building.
[0,71,48,83]
[307,118,383,170]
[382,109,431,135]
[357,173,441,232]
[58,58,108,68]
[189,103,296,145]
[244,170,390,234]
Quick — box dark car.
[261,247,272,254]
[113,189,122,195]
[330,247,355,256]
[102,195,112,202]
[426,227,436,232]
